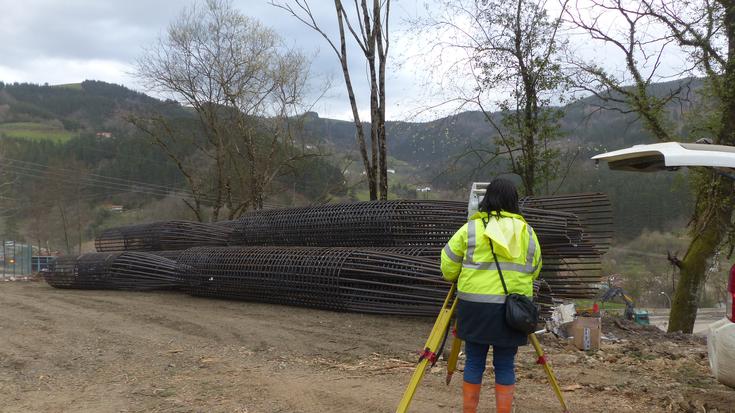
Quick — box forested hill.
[0,78,691,166]
[303,77,699,165]
[0,80,695,248]
[0,80,192,130]
[0,81,192,201]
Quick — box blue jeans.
[463,341,518,385]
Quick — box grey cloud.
[0,0,428,119]
[1,0,180,62]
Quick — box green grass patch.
[574,299,626,312]
[0,122,77,142]
[52,83,83,90]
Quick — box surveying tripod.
[395,286,571,413]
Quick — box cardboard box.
[571,316,601,351]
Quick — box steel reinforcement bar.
[177,247,449,316]
[95,220,233,252]
[94,195,612,254]
[44,252,181,290]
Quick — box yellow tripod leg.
[445,322,462,385]
[395,284,457,413]
[529,333,571,413]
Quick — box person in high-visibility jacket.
[441,178,541,413]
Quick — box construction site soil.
[1,282,733,413]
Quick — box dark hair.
[478,178,520,214]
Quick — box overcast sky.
[0,0,687,121]
[0,0,432,120]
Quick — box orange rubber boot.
[495,383,515,413]
[462,381,481,413]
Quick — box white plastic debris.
[707,318,735,389]
[547,303,577,337]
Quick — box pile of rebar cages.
[45,252,181,290]
[44,194,612,317]
[177,247,448,315]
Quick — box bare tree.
[0,151,13,209]
[409,0,569,195]
[566,0,735,333]
[564,0,685,140]
[21,195,52,256]
[0,150,20,245]
[134,0,314,220]
[273,0,391,200]
[35,160,91,254]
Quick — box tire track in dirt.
[1,288,224,344]
[18,285,429,358]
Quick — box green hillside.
[0,79,699,252]
[0,121,78,142]
[53,83,83,90]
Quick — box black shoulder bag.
[484,218,539,335]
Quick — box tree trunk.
[521,73,537,196]
[367,50,380,201]
[378,113,388,200]
[57,203,71,255]
[669,175,734,332]
[375,0,389,200]
[668,0,735,332]
[246,131,260,210]
[210,120,226,221]
[335,1,377,200]
[77,197,83,254]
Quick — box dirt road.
[648,308,726,335]
[0,282,733,413]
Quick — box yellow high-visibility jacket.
[441,211,541,303]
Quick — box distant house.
[417,186,431,192]
[387,169,396,174]
[96,131,113,138]
[103,204,124,213]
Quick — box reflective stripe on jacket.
[440,211,541,301]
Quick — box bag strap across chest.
[481,217,510,296]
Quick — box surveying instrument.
[395,183,571,413]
